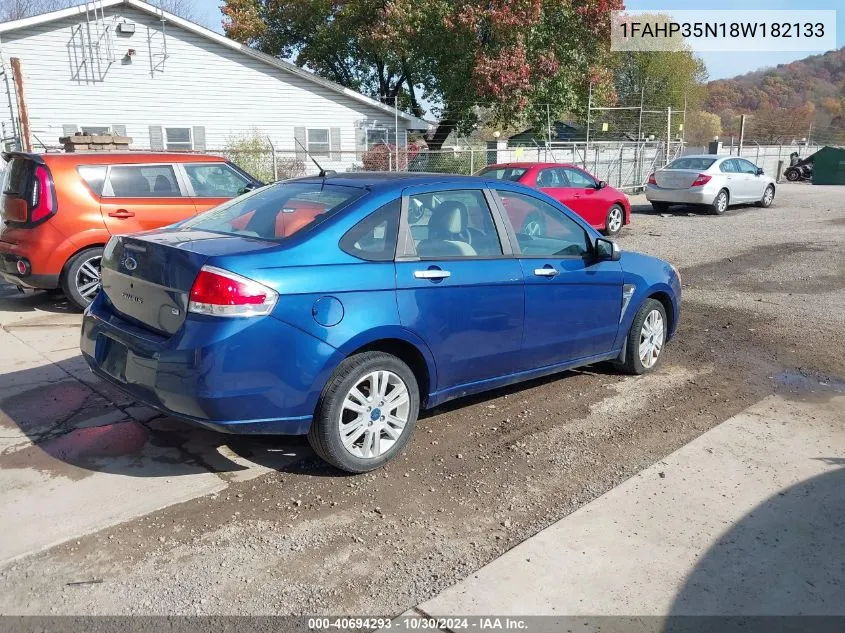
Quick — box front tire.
[61,247,103,311]
[617,298,668,375]
[757,185,775,208]
[308,351,420,473]
[603,204,625,237]
[784,167,800,182]
[710,189,729,215]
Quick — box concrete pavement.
[411,391,845,617]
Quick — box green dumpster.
[811,145,845,185]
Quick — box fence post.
[267,136,278,182]
[388,152,393,172]
[470,148,474,174]
[618,145,624,188]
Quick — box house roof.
[0,0,430,130]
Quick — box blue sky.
[192,0,841,81]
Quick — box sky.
[192,0,842,81]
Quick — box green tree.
[684,111,721,145]
[221,0,622,149]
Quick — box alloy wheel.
[763,187,774,206]
[608,207,623,233]
[716,192,728,213]
[75,255,102,303]
[638,309,665,369]
[338,370,410,459]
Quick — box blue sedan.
[81,173,681,473]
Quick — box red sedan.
[477,162,631,236]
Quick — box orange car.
[0,152,261,309]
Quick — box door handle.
[414,269,451,280]
[108,209,135,218]
[534,267,559,277]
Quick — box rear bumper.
[644,185,716,205]
[80,294,343,435]
[0,251,60,289]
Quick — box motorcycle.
[784,151,814,182]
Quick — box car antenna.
[294,138,336,179]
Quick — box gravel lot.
[0,182,843,615]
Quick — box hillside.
[703,48,845,143]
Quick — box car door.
[717,159,743,201]
[492,187,623,368]
[99,163,198,235]
[179,161,256,213]
[394,186,524,392]
[735,158,765,200]
[560,167,604,228]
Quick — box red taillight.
[647,172,656,185]
[691,173,711,187]
[30,165,56,223]
[188,265,278,317]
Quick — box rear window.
[2,158,33,197]
[666,157,716,171]
[177,182,367,241]
[477,166,528,181]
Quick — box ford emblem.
[124,256,138,271]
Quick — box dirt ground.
[0,182,843,616]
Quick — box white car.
[646,155,776,215]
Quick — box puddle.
[774,370,845,400]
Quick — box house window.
[366,128,388,149]
[81,125,111,136]
[165,127,193,151]
[307,128,330,156]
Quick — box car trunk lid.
[100,230,277,335]
[654,169,703,190]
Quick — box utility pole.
[546,103,552,148]
[394,95,399,172]
[666,106,672,166]
[738,114,746,156]
[10,58,30,152]
[807,121,813,148]
[584,83,592,168]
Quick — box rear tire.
[710,189,729,215]
[616,298,668,375]
[757,185,775,208]
[308,351,420,473]
[61,247,103,311]
[784,167,800,182]
[651,202,669,213]
[603,204,625,236]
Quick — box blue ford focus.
[81,173,680,472]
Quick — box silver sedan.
[645,155,776,215]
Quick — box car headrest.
[428,201,468,237]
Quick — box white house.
[0,0,428,170]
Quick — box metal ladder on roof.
[69,0,117,82]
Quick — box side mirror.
[595,237,620,261]
[595,180,607,190]
[237,182,262,196]
[756,167,764,176]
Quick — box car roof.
[484,162,578,169]
[17,152,228,165]
[294,172,493,190]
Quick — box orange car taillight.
[30,165,57,223]
[188,265,278,317]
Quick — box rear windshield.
[477,166,528,181]
[177,182,367,241]
[666,157,716,171]
[2,158,33,197]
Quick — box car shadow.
[664,461,845,622]
[631,202,761,217]
[0,283,77,315]
[0,357,345,481]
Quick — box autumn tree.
[684,111,721,145]
[221,0,622,149]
